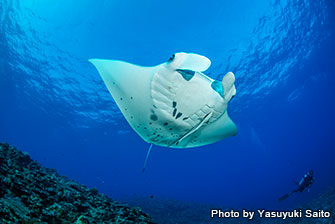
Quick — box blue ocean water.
[0,0,334,215]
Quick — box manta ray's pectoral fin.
[142,144,153,173]
[171,111,213,147]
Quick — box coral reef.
[1,141,333,224]
[0,142,154,223]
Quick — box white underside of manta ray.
[89,52,237,149]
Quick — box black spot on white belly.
[150,114,158,121]
[176,112,182,119]
[172,108,177,117]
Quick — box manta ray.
[89,52,237,170]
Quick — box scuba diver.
[278,170,314,202]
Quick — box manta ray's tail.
[142,144,153,173]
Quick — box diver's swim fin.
[278,193,291,202]
[278,190,298,202]
[142,144,153,172]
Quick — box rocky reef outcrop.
[0,142,154,223]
